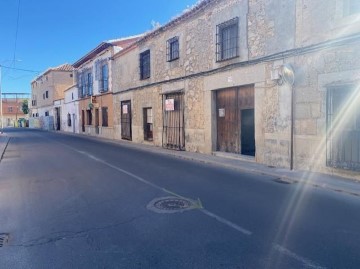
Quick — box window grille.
[140,50,151,80]
[216,17,239,62]
[167,37,179,62]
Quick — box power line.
[12,0,21,67]
[0,65,39,73]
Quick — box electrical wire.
[12,0,21,67]
[0,65,39,73]
[114,32,360,95]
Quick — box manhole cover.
[147,197,194,214]
[0,234,9,247]
[273,178,295,185]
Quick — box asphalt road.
[0,129,359,269]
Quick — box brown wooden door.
[121,100,132,140]
[216,85,255,155]
[217,88,239,153]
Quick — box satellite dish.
[280,64,295,86]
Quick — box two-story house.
[30,63,74,130]
[1,93,29,127]
[73,36,142,139]
[112,0,360,180]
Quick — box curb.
[0,136,10,161]
[50,130,360,198]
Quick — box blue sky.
[0,0,198,94]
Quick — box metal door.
[95,108,99,134]
[163,93,185,150]
[72,114,76,133]
[81,110,85,132]
[327,86,360,171]
[121,100,132,140]
[55,107,61,131]
[241,109,255,156]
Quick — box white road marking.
[56,141,253,236]
[274,244,327,269]
[200,209,252,235]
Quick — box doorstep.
[212,151,256,163]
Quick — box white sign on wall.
[122,105,128,114]
[165,99,175,111]
[219,108,225,117]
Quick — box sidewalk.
[59,131,360,198]
[0,132,10,161]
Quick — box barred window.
[140,50,151,80]
[216,17,239,61]
[167,37,179,62]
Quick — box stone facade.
[74,37,141,139]
[111,0,360,180]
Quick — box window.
[36,113,39,117]
[95,60,109,92]
[100,64,109,92]
[216,17,239,61]
[87,109,92,125]
[8,107,13,113]
[71,93,74,100]
[102,107,108,127]
[344,0,360,16]
[46,91,49,98]
[144,108,153,141]
[45,111,49,116]
[86,72,93,96]
[140,50,151,80]
[326,86,360,171]
[167,36,179,62]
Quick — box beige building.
[30,63,74,130]
[73,36,142,139]
[111,0,360,180]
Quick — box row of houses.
[30,0,360,180]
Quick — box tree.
[21,99,29,115]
